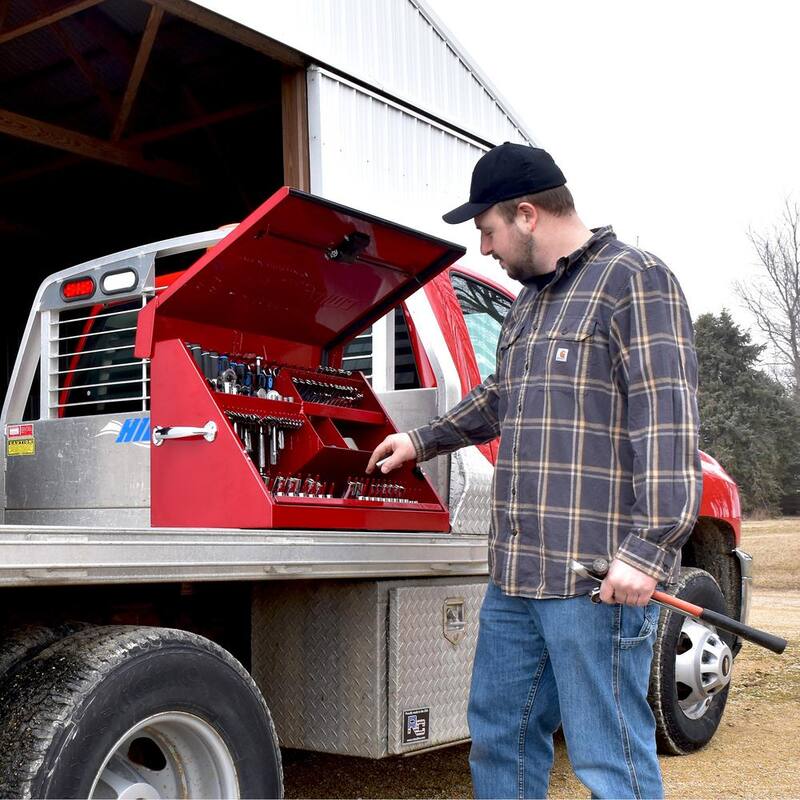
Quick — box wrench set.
[292,376,363,406]
[224,411,303,474]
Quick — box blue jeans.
[468,581,662,800]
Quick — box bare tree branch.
[735,197,800,401]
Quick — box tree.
[734,199,800,401]
[695,310,800,516]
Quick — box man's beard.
[503,231,537,281]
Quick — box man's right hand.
[366,433,416,474]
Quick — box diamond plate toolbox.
[387,580,486,754]
[251,577,486,757]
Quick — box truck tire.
[649,567,734,754]
[0,625,283,799]
[0,623,92,684]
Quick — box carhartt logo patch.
[555,347,569,362]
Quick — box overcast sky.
[425,0,800,329]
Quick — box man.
[366,142,701,799]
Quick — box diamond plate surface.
[449,447,493,535]
[388,580,487,754]
[252,580,387,757]
[251,577,487,758]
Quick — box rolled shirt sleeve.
[609,264,703,582]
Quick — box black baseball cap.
[443,142,566,224]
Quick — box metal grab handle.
[152,421,217,447]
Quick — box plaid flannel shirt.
[409,227,702,598]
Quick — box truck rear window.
[342,307,421,390]
[57,299,148,417]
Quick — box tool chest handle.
[152,421,217,446]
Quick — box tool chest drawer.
[135,187,465,530]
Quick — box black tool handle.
[700,609,787,654]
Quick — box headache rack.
[1,230,227,427]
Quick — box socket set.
[186,344,295,402]
[142,185,459,530]
[266,473,416,503]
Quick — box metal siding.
[189,0,533,145]
[308,67,494,253]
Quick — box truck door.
[424,269,515,465]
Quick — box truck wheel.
[0,626,283,799]
[649,567,734,754]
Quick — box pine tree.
[695,310,800,515]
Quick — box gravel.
[283,518,800,799]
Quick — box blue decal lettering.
[135,417,151,442]
[116,418,141,443]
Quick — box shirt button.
[517,402,523,412]
[511,528,519,536]
[511,487,516,496]
[513,446,518,455]
[524,361,529,371]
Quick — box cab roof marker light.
[61,277,96,302]
[101,268,138,295]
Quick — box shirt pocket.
[499,318,528,352]
[540,316,598,388]
[497,319,529,382]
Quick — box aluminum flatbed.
[0,525,488,586]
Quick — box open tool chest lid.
[137,187,466,362]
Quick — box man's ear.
[516,201,538,231]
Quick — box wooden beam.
[111,5,163,142]
[281,69,310,191]
[126,99,272,145]
[144,0,304,67]
[0,107,200,185]
[0,0,105,45]
[0,155,80,187]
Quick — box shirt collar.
[519,226,616,290]
[560,226,615,272]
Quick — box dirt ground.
[281,518,800,799]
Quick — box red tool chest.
[135,187,466,531]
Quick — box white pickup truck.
[0,189,750,798]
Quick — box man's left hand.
[598,559,657,606]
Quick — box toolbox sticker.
[402,708,430,745]
[6,424,35,456]
[95,418,151,447]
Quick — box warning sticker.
[7,438,35,456]
[6,424,35,456]
[402,707,430,745]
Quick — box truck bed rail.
[0,526,488,586]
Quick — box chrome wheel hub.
[89,711,239,799]
[675,617,733,720]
